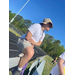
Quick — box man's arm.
[25,30,42,46]
[58,57,65,75]
[35,41,42,46]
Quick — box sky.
[9,0,65,48]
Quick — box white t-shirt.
[50,52,65,75]
[20,23,45,43]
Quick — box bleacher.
[9,55,46,75]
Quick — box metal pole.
[9,0,29,24]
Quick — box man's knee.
[23,48,34,59]
[28,49,34,57]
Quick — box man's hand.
[26,30,42,46]
[32,45,34,48]
[25,30,36,44]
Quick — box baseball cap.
[40,18,53,28]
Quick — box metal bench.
[28,56,45,75]
[9,55,45,75]
[9,57,20,69]
[28,59,39,75]
[9,53,24,69]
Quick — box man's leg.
[19,46,34,68]
[13,46,34,75]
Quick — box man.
[50,52,65,75]
[13,18,53,75]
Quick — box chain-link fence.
[9,24,24,35]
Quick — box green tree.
[9,10,33,34]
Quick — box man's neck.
[41,26,45,31]
[40,23,45,31]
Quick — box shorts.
[17,38,32,53]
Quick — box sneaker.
[12,63,28,75]
[12,69,22,75]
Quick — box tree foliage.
[40,34,65,58]
[9,10,65,58]
[9,10,32,34]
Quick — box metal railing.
[32,60,46,75]
[28,56,45,75]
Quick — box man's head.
[40,18,53,31]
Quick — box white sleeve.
[39,33,45,42]
[28,24,38,35]
[59,52,65,60]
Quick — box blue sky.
[9,0,65,48]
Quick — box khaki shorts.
[17,38,32,53]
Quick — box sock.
[18,67,22,71]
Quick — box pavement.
[9,31,46,60]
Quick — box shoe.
[12,69,22,75]
[12,66,22,75]
[12,63,28,75]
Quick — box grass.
[9,71,12,75]
[9,27,21,37]
[42,55,57,75]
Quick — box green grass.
[9,71,12,75]
[42,55,57,75]
[9,27,21,37]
